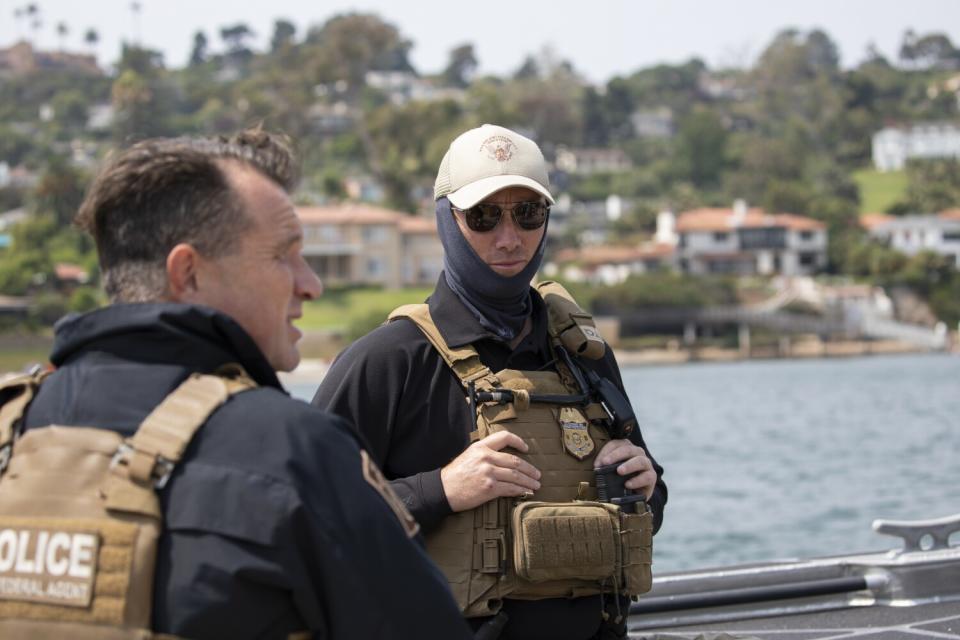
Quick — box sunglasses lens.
[465,204,502,232]
[459,202,548,232]
[512,203,548,230]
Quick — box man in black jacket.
[314,124,667,639]
[19,130,472,639]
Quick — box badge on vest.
[0,523,99,608]
[559,407,594,460]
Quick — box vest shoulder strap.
[111,364,256,488]
[388,304,493,387]
[0,369,50,469]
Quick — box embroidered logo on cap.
[480,135,516,162]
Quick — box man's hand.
[595,439,657,500]
[441,430,541,512]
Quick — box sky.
[1,0,959,83]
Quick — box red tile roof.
[553,243,674,266]
[297,204,436,235]
[54,263,89,282]
[859,213,896,229]
[677,207,825,232]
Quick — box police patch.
[0,524,99,608]
[360,449,420,538]
[559,407,594,460]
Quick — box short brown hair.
[76,128,299,302]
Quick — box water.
[624,352,960,572]
[290,353,960,573]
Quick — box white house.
[673,201,828,276]
[862,210,960,268]
[872,123,960,171]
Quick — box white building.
[872,123,960,172]
[364,71,465,106]
[554,147,632,175]
[673,201,828,276]
[862,210,960,268]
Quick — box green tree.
[673,108,727,188]
[365,99,464,210]
[220,23,255,66]
[442,43,477,88]
[581,87,610,146]
[111,45,176,143]
[304,14,414,90]
[888,159,960,213]
[32,157,88,227]
[189,31,208,66]
[271,19,297,53]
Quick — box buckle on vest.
[475,499,507,574]
[110,442,176,489]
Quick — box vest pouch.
[620,507,653,595]
[511,501,621,583]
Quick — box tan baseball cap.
[434,124,554,208]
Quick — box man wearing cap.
[313,124,667,639]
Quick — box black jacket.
[23,303,472,640]
[314,277,667,640]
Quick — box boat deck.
[631,600,960,639]
[628,514,960,640]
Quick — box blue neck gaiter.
[435,197,547,342]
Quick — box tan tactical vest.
[0,365,255,639]
[389,282,652,618]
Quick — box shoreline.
[280,338,952,385]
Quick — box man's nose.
[493,212,522,251]
[296,257,323,300]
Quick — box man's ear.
[165,243,202,302]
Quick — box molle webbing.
[108,369,254,491]
[0,366,255,638]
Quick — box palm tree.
[26,4,41,46]
[56,21,68,52]
[13,7,24,40]
[130,1,142,45]
[84,28,99,54]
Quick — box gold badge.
[559,407,594,460]
[360,449,420,538]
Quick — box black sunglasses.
[452,201,550,233]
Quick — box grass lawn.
[299,286,434,332]
[853,168,908,214]
[0,343,52,376]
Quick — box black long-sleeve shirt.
[23,302,472,640]
[314,277,667,640]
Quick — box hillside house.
[297,204,442,289]
[862,210,960,268]
[872,123,960,171]
[673,202,827,276]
